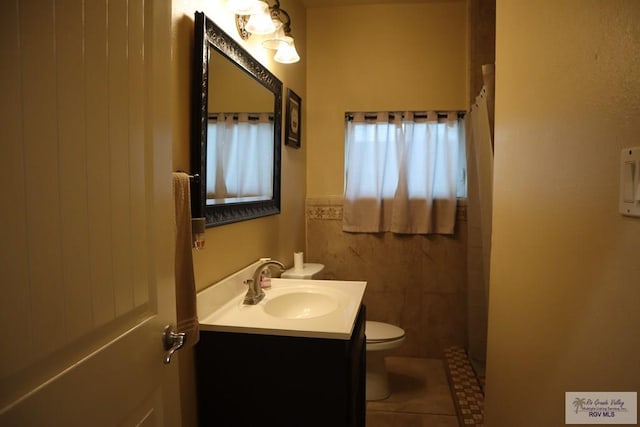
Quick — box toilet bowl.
[280,262,405,401]
[365,321,405,400]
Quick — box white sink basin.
[263,290,340,319]
[197,264,366,340]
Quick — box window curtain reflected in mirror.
[207,112,274,202]
[343,111,465,234]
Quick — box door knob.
[162,325,186,364]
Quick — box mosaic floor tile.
[444,347,485,427]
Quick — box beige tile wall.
[306,197,468,359]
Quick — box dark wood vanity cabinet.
[195,305,366,427]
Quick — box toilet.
[365,321,405,400]
[280,262,326,280]
[280,262,406,401]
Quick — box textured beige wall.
[486,1,640,425]
[468,0,495,105]
[306,1,468,198]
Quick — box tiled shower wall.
[306,197,468,359]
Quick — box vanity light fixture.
[245,1,277,34]
[273,36,300,63]
[226,0,261,15]
[229,0,300,64]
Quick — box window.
[343,111,465,234]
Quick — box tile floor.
[366,357,460,427]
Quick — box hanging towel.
[172,172,200,347]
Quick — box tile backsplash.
[306,197,468,358]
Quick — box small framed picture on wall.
[285,88,301,149]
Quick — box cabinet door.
[349,305,367,427]
[196,306,366,427]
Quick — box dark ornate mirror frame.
[191,11,283,227]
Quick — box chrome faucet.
[243,260,286,305]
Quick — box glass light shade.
[226,0,260,15]
[274,36,300,64]
[245,2,277,35]
[261,25,287,50]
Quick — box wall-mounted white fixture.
[227,0,300,64]
[619,146,640,217]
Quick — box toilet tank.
[281,263,325,279]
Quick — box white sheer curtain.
[206,112,273,201]
[343,111,464,234]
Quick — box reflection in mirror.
[207,49,274,205]
[191,11,283,226]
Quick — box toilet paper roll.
[294,252,304,271]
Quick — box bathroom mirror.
[191,11,282,226]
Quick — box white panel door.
[0,0,181,425]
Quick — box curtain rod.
[345,111,466,121]
[208,113,274,121]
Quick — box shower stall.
[465,63,494,378]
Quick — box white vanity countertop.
[197,263,366,340]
